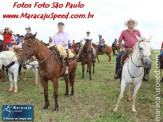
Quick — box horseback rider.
[98,35,104,54]
[0,27,13,48]
[52,22,69,75]
[78,31,96,62]
[25,27,33,38]
[114,18,151,81]
[18,35,25,48]
[158,41,163,67]
[112,38,118,46]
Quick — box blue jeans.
[115,51,124,73]
[7,43,13,47]
[158,51,163,66]
[115,51,150,75]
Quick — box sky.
[0,0,162,49]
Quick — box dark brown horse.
[81,39,95,80]
[112,43,120,56]
[92,43,112,63]
[70,42,81,54]
[19,33,77,111]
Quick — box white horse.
[18,60,39,85]
[0,51,39,93]
[113,36,152,113]
[0,51,19,93]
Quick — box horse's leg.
[132,81,142,113]
[69,71,76,96]
[106,52,111,63]
[64,76,69,96]
[42,78,49,109]
[93,62,95,74]
[88,63,92,80]
[32,68,38,85]
[82,64,85,79]
[127,84,132,101]
[113,80,127,112]
[52,77,59,111]
[113,48,115,56]
[23,72,26,82]
[13,72,18,93]
[8,73,14,92]
[97,55,100,63]
[18,72,21,81]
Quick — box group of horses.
[0,35,160,114]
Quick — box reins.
[127,40,150,81]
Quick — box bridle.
[84,39,92,54]
[127,40,150,80]
[131,40,150,67]
[20,39,52,72]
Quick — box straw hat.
[124,18,138,27]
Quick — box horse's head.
[19,33,37,63]
[135,36,152,68]
[84,39,92,53]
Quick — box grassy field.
[0,51,163,122]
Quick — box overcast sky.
[0,0,162,49]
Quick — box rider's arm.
[118,31,126,52]
[0,29,4,35]
[80,40,83,46]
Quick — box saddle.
[49,46,76,65]
[117,48,133,75]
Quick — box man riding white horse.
[114,18,150,81]
[78,31,96,62]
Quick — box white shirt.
[82,36,93,45]
[18,41,24,48]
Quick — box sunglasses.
[5,29,9,30]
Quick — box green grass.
[0,51,163,122]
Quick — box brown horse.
[92,43,112,63]
[19,33,77,111]
[71,42,81,54]
[112,43,120,56]
[81,39,95,80]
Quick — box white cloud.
[0,0,162,49]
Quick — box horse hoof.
[127,98,132,101]
[53,107,59,111]
[113,108,118,113]
[24,79,27,82]
[42,106,49,109]
[9,87,14,92]
[132,110,137,114]
[14,89,18,93]
[64,93,68,96]
[34,82,38,86]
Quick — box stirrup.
[65,67,69,75]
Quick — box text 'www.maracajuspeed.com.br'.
[3,12,94,20]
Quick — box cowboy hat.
[25,27,31,31]
[124,18,138,27]
[98,35,102,37]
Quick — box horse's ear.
[33,32,37,39]
[147,36,152,42]
[136,36,141,41]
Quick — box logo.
[2,105,33,121]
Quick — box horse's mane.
[133,37,147,51]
